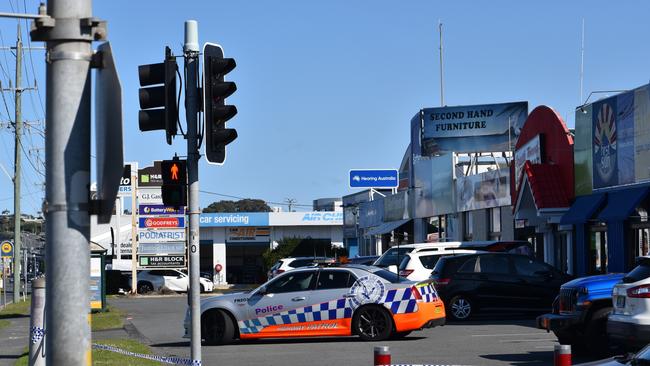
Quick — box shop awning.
[597,186,650,222]
[365,219,410,236]
[560,192,607,225]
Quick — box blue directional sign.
[349,169,398,188]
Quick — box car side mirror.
[387,265,398,274]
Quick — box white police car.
[185,264,446,344]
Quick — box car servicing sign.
[349,169,398,188]
[138,255,185,268]
[139,204,185,216]
[138,242,186,255]
[138,229,185,243]
[139,217,185,229]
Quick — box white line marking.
[472,333,553,337]
[499,339,557,343]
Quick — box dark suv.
[430,253,569,320]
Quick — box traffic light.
[203,43,238,164]
[138,46,178,145]
[161,158,187,207]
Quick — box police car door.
[308,269,356,335]
[245,269,317,332]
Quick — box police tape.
[91,343,201,366]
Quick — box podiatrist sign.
[349,169,398,188]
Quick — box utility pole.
[30,0,107,363]
[438,20,445,107]
[184,20,202,363]
[285,198,297,212]
[13,24,23,303]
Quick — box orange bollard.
[374,346,391,366]
[554,344,571,366]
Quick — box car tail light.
[628,284,650,298]
[411,286,422,300]
[399,269,414,277]
[435,278,451,286]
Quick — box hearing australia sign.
[421,101,528,154]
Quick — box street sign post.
[94,42,124,223]
[349,169,399,188]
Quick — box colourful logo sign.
[139,217,185,229]
[593,101,618,188]
[140,204,185,215]
[1,241,12,258]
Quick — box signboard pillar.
[130,163,138,293]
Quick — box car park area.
[108,295,601,366]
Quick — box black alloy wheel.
[353,306,393,341]
[202,309,235,345]
[137,282,153,294]
[448,295,473,321]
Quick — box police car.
[185,264,446,344]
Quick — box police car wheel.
[353,306,393,341]
[449,295,473,321]
[202,309,235,345]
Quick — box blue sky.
[1,0,650,214]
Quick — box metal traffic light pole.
[184,20,202,363]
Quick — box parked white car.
[608,257,650,349]
[267,257,334,280]
[374,240,531,273]
[397,249,485,281]
[136,269,214,294]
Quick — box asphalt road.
[110,296,604,366]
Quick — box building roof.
[519,161,570,210]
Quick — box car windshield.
[374,247,413,267]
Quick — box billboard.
[456,168,511,212]
[575,83,650,193]
[421,102,528,154]
[138,229,185,243]
[199,212,269,227]
[514,134,542,191]
[384,190,409,222]
[138,242,186,255]
[349,169,398,188]
[139,217,185,229]
[413,154,455,218]
[358,199,384,228]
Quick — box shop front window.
[589,229,608,274]
[554,231,569,274]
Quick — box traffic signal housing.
[161,158,187,207]
[138,46,178,145]
[203,43,238,164]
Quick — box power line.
[199,189,313,208]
